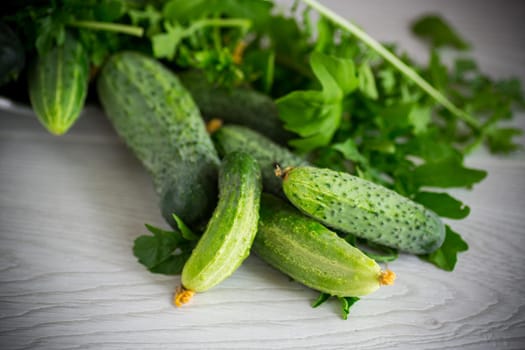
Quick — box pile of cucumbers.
[17,29,446,303]
[95,52,445,303]
[20,38,447,302]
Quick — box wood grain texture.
[1,1,525,349]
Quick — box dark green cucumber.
[253,194,391,297]
[28,33,89,135]
[97,52,220,228]
[212,125,309,195]
[179,70,294,144]
[280,166,446,254]
[180,152,262,294]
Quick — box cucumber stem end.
[174,286,195,307]
[206,118,223,134]
[379,270,396,286]
[274,163,293,180]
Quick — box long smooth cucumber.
[253,194,394,297]
[176,152,262,305]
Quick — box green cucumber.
[176,152,262,304]
[253,194,394,297]
[97,52,220,228]
[212,125,309,195]
[179,70,294,144]
[279,166,446,254]
[28,33,89,135]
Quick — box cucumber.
[176,152,262,304]
[97,52,220,228]
[279,166,446,254]
[253,194,394,297]
[179,70,294,144]
[212,125,309,195]
[28,33,89,135]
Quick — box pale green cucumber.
[28,33,89,135]
[279,166,446,254]
[253,194,393,297]
[212,125,309,195]
[178,152,262,300]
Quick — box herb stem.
[300,0,480,130]
[69,20,144,37]
[464,136,483,155]
[179,18,251,48]
[188,18,251,35]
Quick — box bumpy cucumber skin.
[253,194,382,297]
[97,52,220,228]
[179,70,294,144]
[181,152,262,292]
[282,167,446,254]
[28,33,89,135]
[212,125,309,195]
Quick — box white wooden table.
[1,1,524,349]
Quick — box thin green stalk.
[300,0,480,130]
[463,134,484,155]
[212,26,222,51]
[185,18,251,37]
[69,20,144,37]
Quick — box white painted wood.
[1,1,524,349]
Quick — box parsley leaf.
[358,63,379,99]
[128,5,162,36]
[420,225,469,271]
[485,127,523,154]
[411,159,487,189]
[414,192,470,219]
[408,105,432,135]
[310,52,359,97]
[411,14,470,50]
[311,292,330,308]
[311,293,360,320]
[162,0,272,29]
[133,223,195,275]
[332,138,368,165]
[277,52,358,152]
[278,90,342,152]
[151,21,185,59]
[339,296,360,320]
[172,213,199,241]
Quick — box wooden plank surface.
[1,1,525,349]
